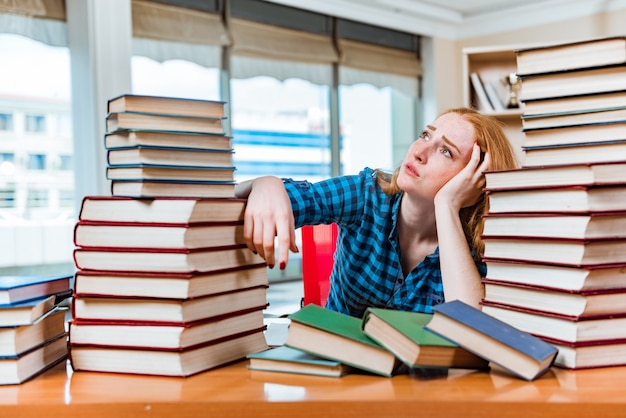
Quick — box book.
[0,295,57,326]
[361,308,489,370]
[285,304,400,377]
[105,129,232,151]
[106,112,225,134]
[69,328,268,377]
[107,146,234,168]
[0,308,66,356]
[518,65,626,102]
[486,185,626,214]
[484,82,505,111]
[0,333,68,385]
[73,265,268,299]
[78,196,246,223]
[550,340,626,370]
[111,180,236,199]
[106,165,236,182]
[522,121,626,149]
[73,245,265,273]
[515,36,626,76]
[523,141,626,167]
[483,259,626,292]
[69,307,265,350]
[522,91,626,117]
[425,300,558,381]
[73,220,245,249]
[0,275,72,305]
[482,236,626,267]
[72,286,268,323]
[470,72,493,112]
[484,162,626,190]
[246,345,353,377]
[480,300,626,343]
[521,107,626,130]
[483,280,626,318]
[482,212,626,240]
[107,94,226,118]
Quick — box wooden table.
[2,359,626,417]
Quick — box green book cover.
[286,304,399,376]
[246,346,352,377]
[363,308,457,347]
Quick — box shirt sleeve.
[282,168,379,229]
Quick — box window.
[0,187,15,208]
[26,189,48,208]
[27,154,46,170]
[58,155,72,171]
[0,113,13,131]
[25,114,46,133]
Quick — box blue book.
[247,346,352,377]
[426,300,558,381]
[0,275,72,306]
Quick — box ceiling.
[264,0,625,39]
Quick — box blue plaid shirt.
[284,167,486,318]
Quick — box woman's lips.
[404,163,419,178]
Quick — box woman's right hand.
[235,176,298,270]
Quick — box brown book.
[111,180,236,199]
[104,129,231,151]
[73,220,245,249]
[107,94,226,118]
[106,165,235,182]
[73,245,265,273]
[482,212,626,240]
[69,307,266,350]
[483,259,626,293]
[107,146,233,168]
[78,196,247,224]
[515,36,626,76]
[73,265,268,299]
[106,112,225,134]
[485,162,626,190]
[486,185,626,213]
[69,328,268,377]
[71,285,268,324]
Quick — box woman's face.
[396,112,476,199]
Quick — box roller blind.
[0,0,65,20]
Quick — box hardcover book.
[105,129,232,151]
[69,328,268,377]
[73,265,268,299]
[78,196,247,224]
[246,345,353,377]
[0,295,57,326]
[426,300,558,381]
[69,307,265,350]
[521,90,626,117]
[361,308,489,370]
[484,162,626,190]
[523,141,626,168]
[72,285,268,323]
[0,308,67,356]
[0,333,68,385]
[106,111,225,135]
[0,275,72,305]
[107,94,226,118]
[286,304,401,377]
[111,179,236,199]
[106,146,234,168]
[73,245,265,273]
[106,164,236,182]
[73,220,245,249]
[521,107,626,130]
[522,121,626,148]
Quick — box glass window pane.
[0,33,74,275]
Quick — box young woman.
[235,107,519,318]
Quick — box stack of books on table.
[480,36,626,370]
[69,95,269,377]
[0,274,72,384]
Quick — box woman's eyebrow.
[441,135,461,154]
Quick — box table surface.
[3,359,626,418]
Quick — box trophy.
[502,72,522,109]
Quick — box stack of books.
[480,36,626,370]
[69,95,269,377]
[0,274,72,384]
